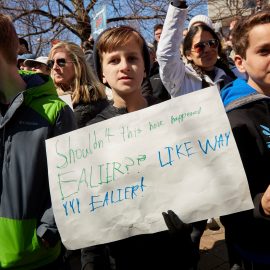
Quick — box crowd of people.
[0,0,270,269]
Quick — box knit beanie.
[188,15,213,30]
[93,27,150,84]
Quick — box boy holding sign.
[220,9,270,270]
[81,26,198,270]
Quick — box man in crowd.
[0,14,76,269]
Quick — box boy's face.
[101,35,145,96]
[29,63,50,75]
[235,23,270,95]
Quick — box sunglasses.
[27,63,43,69]
[192,39,219,54]
[47,58,74,69]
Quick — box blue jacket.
[221,78,257,108]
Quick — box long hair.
[49,41,106,105]
[183,24,233,81]
[183,24,222,58]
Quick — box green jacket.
[0,71,77,269]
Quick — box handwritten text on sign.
[46,86,253,249]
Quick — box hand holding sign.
[261,185,270,216]
[162,210,191,234]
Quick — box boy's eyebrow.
[122,50,142,57]
[254,42,270,50]
[104,51,118,57]
[104,50,141,57]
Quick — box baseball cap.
[24,56,49,67]
[17,53,36,61]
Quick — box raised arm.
[157,1,188,97]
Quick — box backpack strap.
[225,92,270,112]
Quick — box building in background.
[208,0,269,36]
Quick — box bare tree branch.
[1,0,212,53]
[108,14,165,23]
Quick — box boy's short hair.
[232,8,270,58]
[93,26,150,83]
[0,14,19,64]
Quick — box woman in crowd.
[156,0,236,261]
[157,0,235,98]
[48,41,109,127]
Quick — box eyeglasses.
[47,58,74,69]
[191,39,219,54]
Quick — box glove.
[162,210,200,269]
[162,210,191,234]
[172,0,188,8]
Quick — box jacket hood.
[19,70,57,99]
[221,78,257,107]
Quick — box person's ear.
[186,51,193,61]
[102,73,107,84]
[234,54,246,73]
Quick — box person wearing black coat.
[81,25,199,270]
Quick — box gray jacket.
[0,71,77,269]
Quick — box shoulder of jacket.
[226,93,270,113]
[24,92,68,125]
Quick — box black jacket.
[74,98,109,128]
[83,96,198,270]
[84,49,95,71]
[88,95,158,124]
[220,79,270,264]
[149,61,171,102]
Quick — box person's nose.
[49,59,61,70]
[119,58,130,71]
[52,62,60,70]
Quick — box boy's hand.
[162,210,191,234]
[261,185,270,216]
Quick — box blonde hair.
[0,14,19,64]
[48,41,106,105]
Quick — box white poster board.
[46,86,253,250]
